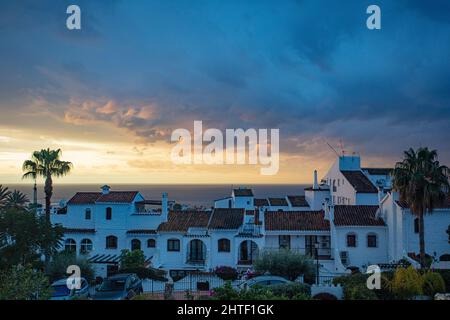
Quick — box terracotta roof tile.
[126,229,157,235]
[96,191,139,203]
[341,171,378,193]
[157,211,210,232]
[287,195,309,207]
[67,192,101,205]
[254,198,269,206]
[233,188,254,197]
[268,197,288,206]
[208,208,244,229]
[264,211,329,231]
[334,205,385,226]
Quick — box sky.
[0,0,450,184]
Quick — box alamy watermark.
[170,121,280,175]
[366,264,381,290]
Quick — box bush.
[120,249,145,269]
[333,273,378,300]
[46,251,94,283]
[268,283,311,299]
[118,267,167,282]
[421,271,446,296]
[214,266,238,281]
[254,249,315,281]
[391,266,423,299]
[435,270,450,291]
[0,265,51,300]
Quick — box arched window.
[131,239,141,251]
[106,207,112,220]
[64,238,76,252]
[414,218,419,234]
[346,233,357,247]
[367,233,378,248]
[106,235,117,249]
[167,239,180,252]
[80,239,93,254]
[218,238,230,252]
[85,208,91,220]
[147,239,156,248]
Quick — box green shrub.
[211,281,290,300]
[391,266,423,299]
[268,283,311,299]
[214,266,238,281]
[254,249,315,281]
[120,249,145,269]
[333,273,378,300]
[421,271,446,296]
[0,265,51,300]
[46,251,94,282]
[435,270,450,292]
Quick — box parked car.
[237,275,291,289]
[50,277,90,300]
[92,273,143,300]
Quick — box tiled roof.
[67,191,139,204]
[334,205,385,226]
[304,186,329,191]
[208,208,244,230]
[341,171,378,193]
[67,192,101,205]
[64,228,96,234]
[264,211,329,231]
[268,197,288,206]
[233,188,254,197]
[287,195,309,207]
[157,211,210,232]
[396,195,450,209]
[254,198,269,206]
[362,168,393,175]
[96,191,139,203]
[126,229,157,235]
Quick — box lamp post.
[315,242,320,285]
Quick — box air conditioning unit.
[340,251,349,266]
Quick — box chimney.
[313,170,319,189]
[101,185,110,195]
[162,192,168,220]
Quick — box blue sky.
[0,0,449,183]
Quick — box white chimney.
[313,170,319,189]
[162,192,168,220]
[101,185,110,195]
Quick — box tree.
[120,249,145,269]
[22,160,38,207]
[0,207,63,270]
[46,251,94,283]
[5,190,29,210]
[253,249,315,281]
[22,148,73,222]
[0,265,51,300]
[0,185,11,208]
[392,147,449,268]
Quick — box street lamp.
[315,242,320,285]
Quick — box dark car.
[50,277,90,300]
[92,273,143,300]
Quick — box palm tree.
[22,149,73,222]
[22,160,38,207]
[392,147,449,268]
[0,185,11,208]
[5,190,29,210]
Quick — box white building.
[51,155,450,278]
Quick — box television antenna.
[326,142,340,157]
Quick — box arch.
[131,239,141,251]
[188,239,206,263]
[367,233,378,248]
[218,238,231,252]
[80,238,93,254]
[238,240,259,265]
[106,207,112,220]
[64,238,76,252]
[106,235,118,249]
[346,233,357,247]
[147,239,156,248]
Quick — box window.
[85,208,91,220]
[167,239,180,252]
[279,235,291,250]
[218,238,230,252]
[106,207,112,220]
[64,238,76,252]
[106,235,117,249]
[346,234,357,247]
[367,234,377,248]
[80,239,93,254]
[131,239,141,251]
[147,239,156,248]
[414,218,419,234]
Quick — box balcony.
[264,247,333,260]
[237,223,263,237]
